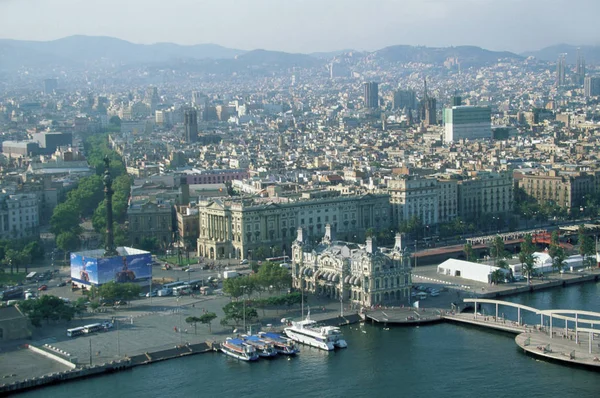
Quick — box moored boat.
[241,335,278,357]
[221,337,259,361]
[283,313,347,351]
[257,332,300,355]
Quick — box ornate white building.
[291,225,412,308]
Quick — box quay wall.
[478,273,600,299]
[27,344,77,369]
[1,342,211,394]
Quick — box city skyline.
[1,0,599,54]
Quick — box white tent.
[437,258,509,284]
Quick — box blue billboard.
[71,251,152,286]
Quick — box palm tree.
[519,234,536,284]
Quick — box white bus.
[67,326,86,337]
[173,286,191,296]
[83,323,104,333]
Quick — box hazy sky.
[0,0,598,53]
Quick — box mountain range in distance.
[1,35,599,72]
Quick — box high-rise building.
[419,78,437,126]
[43,78,58,95]
[451,96,462,107]
[556,54,566,86]
[184,109,198,143]
[393,90,417,110]
[443,105,491,143]
[584,77,600,97]
[144,86,160,112]
[575,49,586,86]
[363,82,379,109]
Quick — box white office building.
[444,106,491,143]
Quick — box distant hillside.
[372,45,521,67]
[234,49,321,68]
[0,35,245,70]
[0,35,540,73]
[522,44,600,64]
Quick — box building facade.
[393,89,417,110]
[584,77,600,97]
[0,193,40,240]
[443,106,491,143]
[388,176,439,227]
[457,171,513,219]
[518,170,595,212]
[127,202,173,248]
[184,108,198,143]
[291,227,412,308]
[196,193,391,260]
[363,82,379,109]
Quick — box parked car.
[57,281,67,287]
[38,285,48,291]
[240,259,249,265]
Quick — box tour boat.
[283,313,347,351]
[241,335,278,357]
[221,337,259,361]
[257,332,300,355]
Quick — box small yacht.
[257,332,300,355]
[283,312,347,351]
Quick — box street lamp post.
[241,285,247,333]
[300,272,305,319]
[177,297,183,345]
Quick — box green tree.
[186,316,202,334]
[23,241,45,262]
[199,312,217,332]
[489,236,509,266]
[490,269,505,284]
[463,242,476,262]
[18,295,75,326]
[50,202,81,236]
[56,232,80,261]
[519,234,536,284]
[578,225,596,268]
[99,282,141,302]
[139,237,160,253]
[109,115,122,127]
[222,301,258,325]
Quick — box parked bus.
[67,327,86,337]
[83,323,104,333]
[185,279,203,290]
[173,286,191,296]
[163,281,186,290]
[266,256,290,264]
[1,287,23,301]
[26,272,37,281]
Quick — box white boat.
[257,332,300,355]
[241,335,278,357]
[283,312,347,351]
[221,338,259,361]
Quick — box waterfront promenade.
[443,298,600,369]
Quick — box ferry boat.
[221,337,259,361]
[241,335,278,358]
[257,332,300,355]
[283,313,347,351]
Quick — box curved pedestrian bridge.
[444,299,600,369]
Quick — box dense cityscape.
[2,3,600,395]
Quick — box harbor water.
[20,283,600,398]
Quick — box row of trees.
[185,313,217,333]
[49,133,131,256]
[0,240,45,274]
[222,262,292,298]
[19,295,87,327]
[464,225,596,284]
